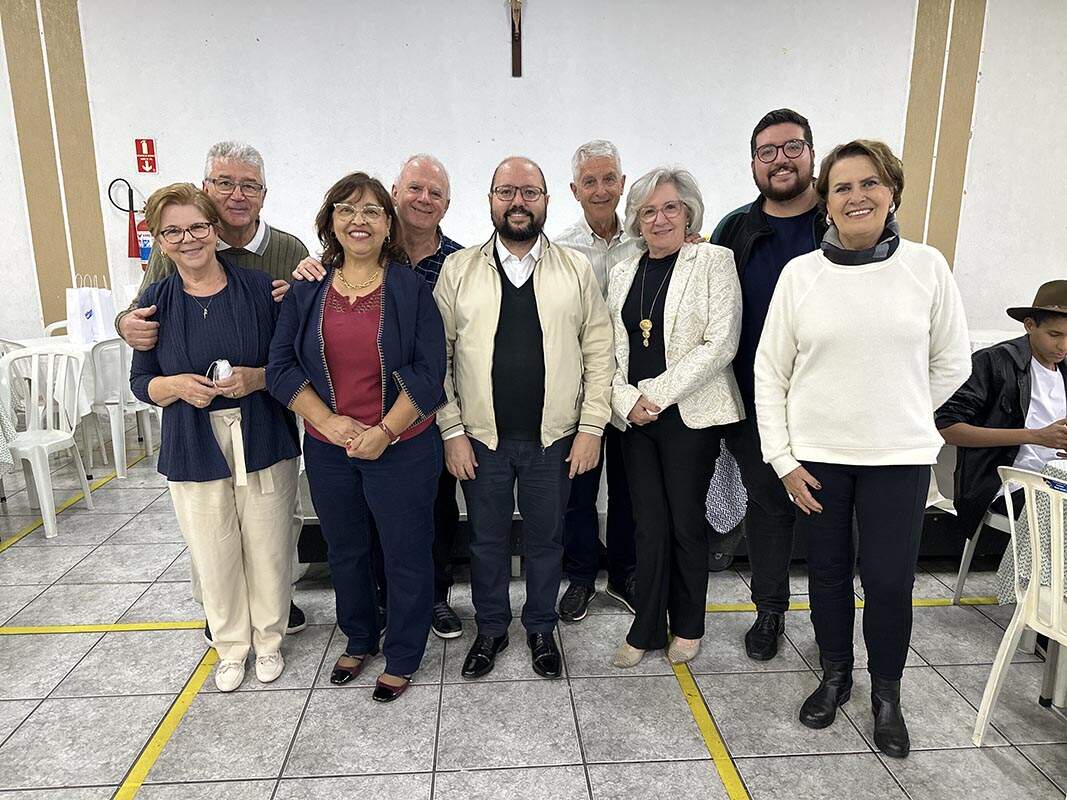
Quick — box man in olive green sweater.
[115,141,308,347]
[115,141,310,643]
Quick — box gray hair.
[397,153,451,198]
[624,167,704,246]
[203,141,266,184]
[571,139,622,182]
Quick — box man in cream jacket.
[433,156,614,681]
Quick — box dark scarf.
[821,213,901,265]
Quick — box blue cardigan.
[130,260,301,482]
[267,261,447,428]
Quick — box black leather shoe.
[745,611,785,661]
[605,574,637,614]
[330,649,377,685]
[372,674,412,703]
[461,633,508,679]
[431,601,463,639]
[528,632,562,678]
[558,582,597,622]
[287,602,307,634]
[799,657,853,729]
[871,676,910,758]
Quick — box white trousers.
[169,408,299,662]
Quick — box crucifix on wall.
[509,0,523,77]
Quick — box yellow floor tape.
[0,452,149,554]
[0,621,203,635]
[672,662,751,800]
[112,648,217,800]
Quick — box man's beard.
[755,164,812,203]
[495,207,543,241]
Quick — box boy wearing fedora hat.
[935,280,1067,539]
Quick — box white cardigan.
[608,241,744,430]
[753,239,972,478]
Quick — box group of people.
[116,108,1067,761]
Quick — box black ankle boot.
[799,657,853,729]
[871,676,910,758]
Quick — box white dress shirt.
[495,235,542,287]
[555,213,642,297]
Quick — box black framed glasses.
[205,177,265,197]
[754,139,809,164]
[160,222,215,244]
[333,202,385,223]
[492,185,546,202]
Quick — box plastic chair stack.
[89,339,155,478]
[0,345,94,538]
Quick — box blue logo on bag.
[84,309,93,320]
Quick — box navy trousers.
[563,425,637,587]
[303,431,440,676]
[462,436,573,637]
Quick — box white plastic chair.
[89,339,154,478]
[953,509,1013,604]
[0,345,94,538]
[973,466,1067,747]
[44,320,67,336]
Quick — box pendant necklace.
[638,255,674,348]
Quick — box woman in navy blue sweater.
[268,172,446,702]
[130,183,301,693]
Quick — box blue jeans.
[563,425,636,586]
[462,436,573,636]
[303,431,441,676]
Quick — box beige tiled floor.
[0,422,1065,799]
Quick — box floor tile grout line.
[0,584,48,627]
[926,662,1018,745]
[0,697,45,754]
[269,626,337,798]
[673,663,752,800]
[557,640,595,800]
[1013,741,1067,793]
[428,626,451,800]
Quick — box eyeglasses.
[334,202,386,223]
[205,178,265,197]
[638,200,686,224]
[754,139,809,164]
[491,185,546,202]
[159,222,214,244]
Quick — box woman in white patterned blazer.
[607,167,743,668]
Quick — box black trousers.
[621,409,722,650]
[727,415,796,613]
[796,461,928,680]
[563,425,637,587]
[461,436,573,636]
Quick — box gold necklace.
[638,255,675,347]
[337,267,381,292]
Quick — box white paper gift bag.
[65,274,116,344]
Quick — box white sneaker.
[255,652,285,683]
[214,659,246,692]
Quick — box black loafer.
[461,633,508,679]
[745,611,785,661]
[431,601,463,639]
[528,631,562,678]
[558,582,597,623]
[287,602,307,635]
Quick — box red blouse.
[305,284,433,444]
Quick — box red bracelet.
[378,421,399,444]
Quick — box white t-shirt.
[1012,357,1067,473]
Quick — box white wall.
[0,16,45,340]
[954,0,1067,331]
[77,0,915,292]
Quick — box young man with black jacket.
[711,109,827,661]
[936,282,1067,540]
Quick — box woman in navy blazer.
[268,172,446,702]
[130,183,301,694]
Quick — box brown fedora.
[1006,280,1067,322]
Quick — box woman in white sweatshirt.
[754,140,971,759]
